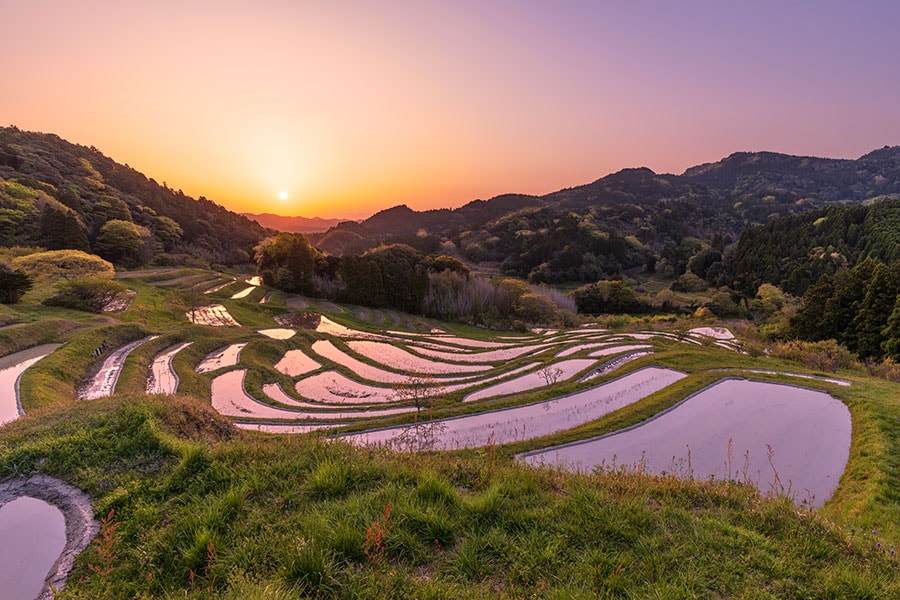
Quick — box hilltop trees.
[570,280,650,314]
[0,127,268,267]
[730,200,900,296]
[254,233,321,295]
[94,219,155,266]
[790,258,900,360]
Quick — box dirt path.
[0,474,98,600]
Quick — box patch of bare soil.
[102,289,136,313]
[274,311,321,329]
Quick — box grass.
[2,394,899,598]
[4,266,900,597]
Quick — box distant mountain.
[0,126,268,266]
[315,195,543,255]
[242,212,344,234]
[312,146,900,284]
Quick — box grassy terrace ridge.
[1,267,900,598]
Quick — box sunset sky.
[3,1,899,219]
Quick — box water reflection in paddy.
[0,344,61,426]
[344,367,686,450]
[0,496,67,600]
[521,378,851,507]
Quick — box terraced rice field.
[196,343,247,373]
[94,273,858,506]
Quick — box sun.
[278,191,289,201]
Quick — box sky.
[3,1,900,219]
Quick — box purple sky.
[2,1,898,217]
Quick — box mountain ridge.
[242,212,344,234]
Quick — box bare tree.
[390,375,448,451]
[391,375,446,418]
[538,365,563,387]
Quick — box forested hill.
[315,147,900,284]
[731,198,900,296]
[0,126,268,266]
[682,147,900,200]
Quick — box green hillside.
[0,126,268,266]
[1,267,900,598]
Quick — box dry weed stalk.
[87,509,122,591]
[365,501,393,564]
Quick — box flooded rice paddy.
[274,349,322,377]
[344,367,687,450]
[462,359,597,403]
[79,336,159,400]
[147,342,192,395]
[25,285,848,508]
[0,344,61,426]
[520,378,851,507]
[196,342,247,373]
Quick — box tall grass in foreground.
[0,393,897,599]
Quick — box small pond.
[0,496,67,600]
[520,378,851,507]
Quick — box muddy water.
[0,344,62,426]
[521,378,851,507]
[0,496,66,600]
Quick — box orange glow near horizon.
[3,2,900,220]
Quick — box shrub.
[44,277,129,313]
[13,249,115,283]
[770,339,856,372]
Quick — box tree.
[95,219,154,266]
[515,293,559,324]
[0,261,32,303]
[881,295,900,361]
[538,365,563,387]
[39,206,90,251]
[570,280,648,314]
[430,255,470,276]
[852,261,900,360]
[150,215,183,251]
[392,375,445,416]
[254,233,321,295]
[389,375,448,451]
